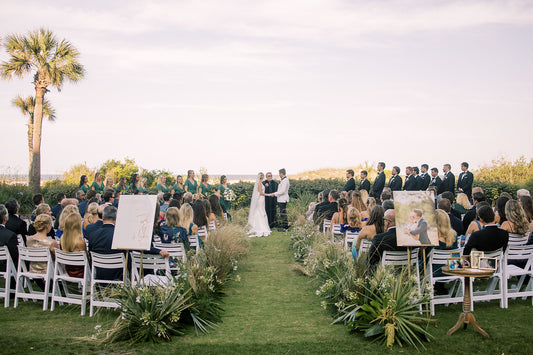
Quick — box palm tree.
[1,28,84,192]
[11,95,56,176]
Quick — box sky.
[1,0,533,177]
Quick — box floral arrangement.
[223,188,236,202]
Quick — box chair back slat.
[359,239,372,254]
[428,248,462,265]
[90,252,125,269]
[508,233,528,246]
[18,246,51,262]
[382,249,419,267]
[55,250,87,266]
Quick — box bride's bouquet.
[224,188,236,202]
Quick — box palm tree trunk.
[30,87,46,193]
[27,117,33,181]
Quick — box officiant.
[263,172,278,228]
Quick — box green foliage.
[0,183,34,214]
[289,178,344,199]
[228,181,254,209]
[41,180,79,203]
[140,169,176,190]
[99,158,139,184]
[61,164,95,185]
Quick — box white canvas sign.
[112,195,157,250]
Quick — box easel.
[122,249,146,285]
[406,245,430,316]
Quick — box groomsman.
[403,166,417,191]
[457,162,474,198]
[440,164,455,196]
[343,169,356,192]
[388,166,403,191]
[430,168,442,191]
[263,172,278,228]
[358,170,371,193]
[370,162,386,199]
[419,164,431,190]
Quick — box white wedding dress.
[247,177,271,237]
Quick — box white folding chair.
[322,219,331,233]
[89,252,126,317]
[330,223,342,241]
[51,250,91,316]
[508,233,528,247]
[130,251,170,286]
[427,248,463,316]
[153,242,187,274]
[17,234,25,247]
[471,248,505,309]
[198,225,208,241]
[382,249,422,311]
[0,246,16,307]
[504,245,533,308]
[14,246,54,310]
[358,239,372,256]
[209,220,217,231]
[344,231,359,249]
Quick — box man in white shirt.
[268,168,290,232]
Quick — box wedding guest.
[343,169,356,192]
[209,194,224,221]
[156,175,170,194]
[519,195,533,234]
[60,213,87,278]
[353,206,385,256]
[359,189,370,209]
[380,188,392,203]
[465,201,491,235]
[80,190,97,217]
[453,193,471,215]
[5,198,28,244]
[351,190,368,223]
[26,214,59,288]
[204,199,218,229]
[113,190,121,208]
[463,205,509,255]
[160,193,171,214]
[517,189,531,199]
[365,197,377,215]
[382,200,395,211]
[306,192,323,221]
[51,193,65,221]
[0,204,18,268]
[370,162,386,199]
[128,173,140,195]
[193,200,209,231]
[55,204,79,239]
[115,177,128,193]
[79,175,89,193]
[30,193,44,222]
[83,202,99,230]
[437,198,464,237]
[501,200,530,235]
[331,198,348,225]
[315,190,339,227]
[183,192,194,205]
[91,172,105,193]
[158,207,190,248]
[198,174,211,199]
[358,170,371,193]
[340,191,349,201]
[462,191,486,232]
[169,199,181,210]
[457,162,474,198]
[340,207,364,257]
[184,170,198,195]
[494,196,509,225]
[368,209,405,267]
[28,204,55,238]
[180,203,198,236]
[435,209,458,250]
[171,175,185,195]
[218,175,233,214]
[105,177,114,191]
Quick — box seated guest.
[380,188,392,204]
[169,199,181,210]
[360,189,369,207]
[519,195,533,234]
[343,169,356,192]
[193,199,209,232]
[465,201,491,236]
[83,202,101,232]
[501,200,530,236]
[437,198,464,237]
[462,191,485,232]
[494,196,509,225]
[331,198,348,226]
[5,198,27,244]
[91,172,105,193]
[30,193,44,222]
[365,197,376,214]
[160,193,171,214]
[315,190,339,227]
[453,193,471,215]
[156,175,170,194]
[441,191,461,219]
[80,190,96,217]
[382,200,395,211]
[26,214,59,288]
[180,203,198,236]
[55,204,79,239]
[51,193,65,221]
[433,209,458,294]
[112,190,121,208]
[340,191,349,201]
[350,190,367,222]
[60,213,87,278]
[517,189,531,200]
[158,207,190,249]
[128,173,140,195]
[368,209,405,267]
[209,194,224,222]
[340,207,364,257]
[204,199,218,229]
[312,189,330,224]
[79,175,89,193]
[463,205,509,255]
[0,204,19,268]
[183,192,194,205]
[306,192,323,221]
[28,204,55,238]
[198,174,211,199]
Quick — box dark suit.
[358,178,370,193]
[368,227,406,267]
[388,175,403,191]
[403,175,417,191]
[418,173,431,190]
[463,225,509,255]
[448,213,464,237]
[440,172,455,195]
[6,214,27,244]
[429,176,442,191]
[86,223,124,280]
[0,225,19,268]
[51,203,62,221]
[409,217,430,245]
[78,200,88,217]
[84,220,103,238]
[315,201,338,228]
[457,171,474,198]
[343,177,356,192]
[370,172,386,199]
[263,180,278,228]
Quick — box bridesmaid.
[156,175,170,194]
[217,175,231,213]
[79,175,89,193]
[105,177,114,191]
[128,173,140,195]
[138,177,149,194]
[171,175,185,195]
[198,174,211,199]
[115,177,128,193]
[91,172,105,193]
[184,170,198,195]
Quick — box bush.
[0,183,33,214]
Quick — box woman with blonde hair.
[435,209,457,249]
[340,206,363,233]
[91,172,105,193]
[138,177,149,194]
[159,207,189,248]
[184,170,198,195]
[60,213,87,277]
[198,174,211,199]
[156,175,170,194]
[180,203,198,236]
[26,214,59,287]
[27,203,55,238]
[350,190,367,222]
[56,204,80,238]
[453,193,471,215]
[105,177,114,191]
[83,202,100,229]
[501,200,530,235]
[359,189,369,207]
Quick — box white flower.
[94,325,101,331]
[135,296,141,303]
[235,275,241,282]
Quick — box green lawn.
[1,232,533,354]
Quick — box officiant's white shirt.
[274,177,290,203]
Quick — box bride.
[247,172,271,237]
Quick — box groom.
[267,168,290,232]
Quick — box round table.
[442,267,494,338]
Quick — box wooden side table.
[442,267,494,338]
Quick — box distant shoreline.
[0,174,259,184]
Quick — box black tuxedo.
[368,227,406,267]
[409,217,430,245]
[448,213,464,237]
[440,171,455,195]
[430,176,442,191]
[418,173,431,190]
[315,201,338,227]
[358,178,370,193]
[6,214,27,244]
[388,175,403,191]
[263,180,278,228]
[463,225,509,255]
[457,171,474,198]
[370,172,386,199]
[86,223,124,280]
[0,225,19,268]
[403,175,417,191]
[84,220,103,238]
[462,206,477,232]
[343,177,356,192]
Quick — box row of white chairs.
[0,242,188,317]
